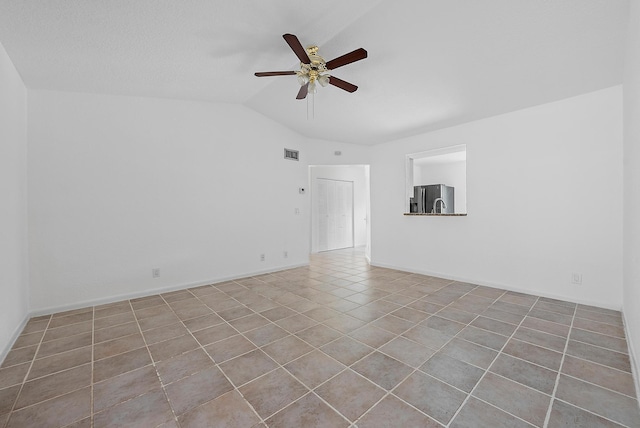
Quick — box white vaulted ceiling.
[0,0,629,145]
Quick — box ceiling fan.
[254,33,367,100]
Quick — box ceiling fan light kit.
[255,33,367,102]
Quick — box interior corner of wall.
[622,310,640,401]
[0,313,30,367]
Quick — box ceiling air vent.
[284,148,299,161]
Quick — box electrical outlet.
[571,272,582,285]
[260,254,265,262]
[284,251,288,258]
[152,268,160,278]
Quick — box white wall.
[371,87,623,308]
[303,137,371,166]
[623,0,640,397]
[414,161,467,213]
[310,165,369,252]
[27,90,371,313]
[0,41,29,360]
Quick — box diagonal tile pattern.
[0,247,638,427]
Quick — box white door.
[317,178,354,251]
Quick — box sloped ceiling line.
[0,0,629,145]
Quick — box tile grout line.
[542,301,577,427]
[551,396,635,427]
[0,287,567,428]
[161,288,270,426]
[278,254,636,426]
[352,369,443,427]
[2,314,53,428]
[126,298,181,428]
[444,295,542,427]
[325,270,532,425]
[541,311,637,428]
[558,365,637,398]
[6,314,93,428]
[209,282,373,425]
[568,335,631,353]
[202,286,360,425]
[536,307,639,428]
[311,274,452,424]
[165,267,632,426]
[352,283,510,426]
[468,397,538,427]
[43,289,543,347]
[425,288,532,427]
[501,329,569,353]
[555,398,633,428]
[573,318,627,332]
[216,264,443,424]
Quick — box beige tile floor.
[1,248,639,427]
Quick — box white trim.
[622,310,640,401]
[3,261,309,364]
[29,262,309,317]
[370,260,622,311]
[0,314,30,366]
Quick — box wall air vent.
[284,148,299,161]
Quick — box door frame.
[308,165,370,257]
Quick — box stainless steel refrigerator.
[413,184,455,213]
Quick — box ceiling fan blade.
[296,83,309,100]
[254,71,297,77]
[328,76,358,93]
[283,34,311,64]
[326,48,368,70]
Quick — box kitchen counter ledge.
[403,213,467,216]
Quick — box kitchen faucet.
[432,198,446,213]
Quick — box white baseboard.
[369,260,622,311]
[3,262,309,365]
[0,314,30,366]
[622,310,640,401]
[29,261,309,317]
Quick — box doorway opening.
[316,178,354,251]
[309,165,371,260]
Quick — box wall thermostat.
[299,187,306,194]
